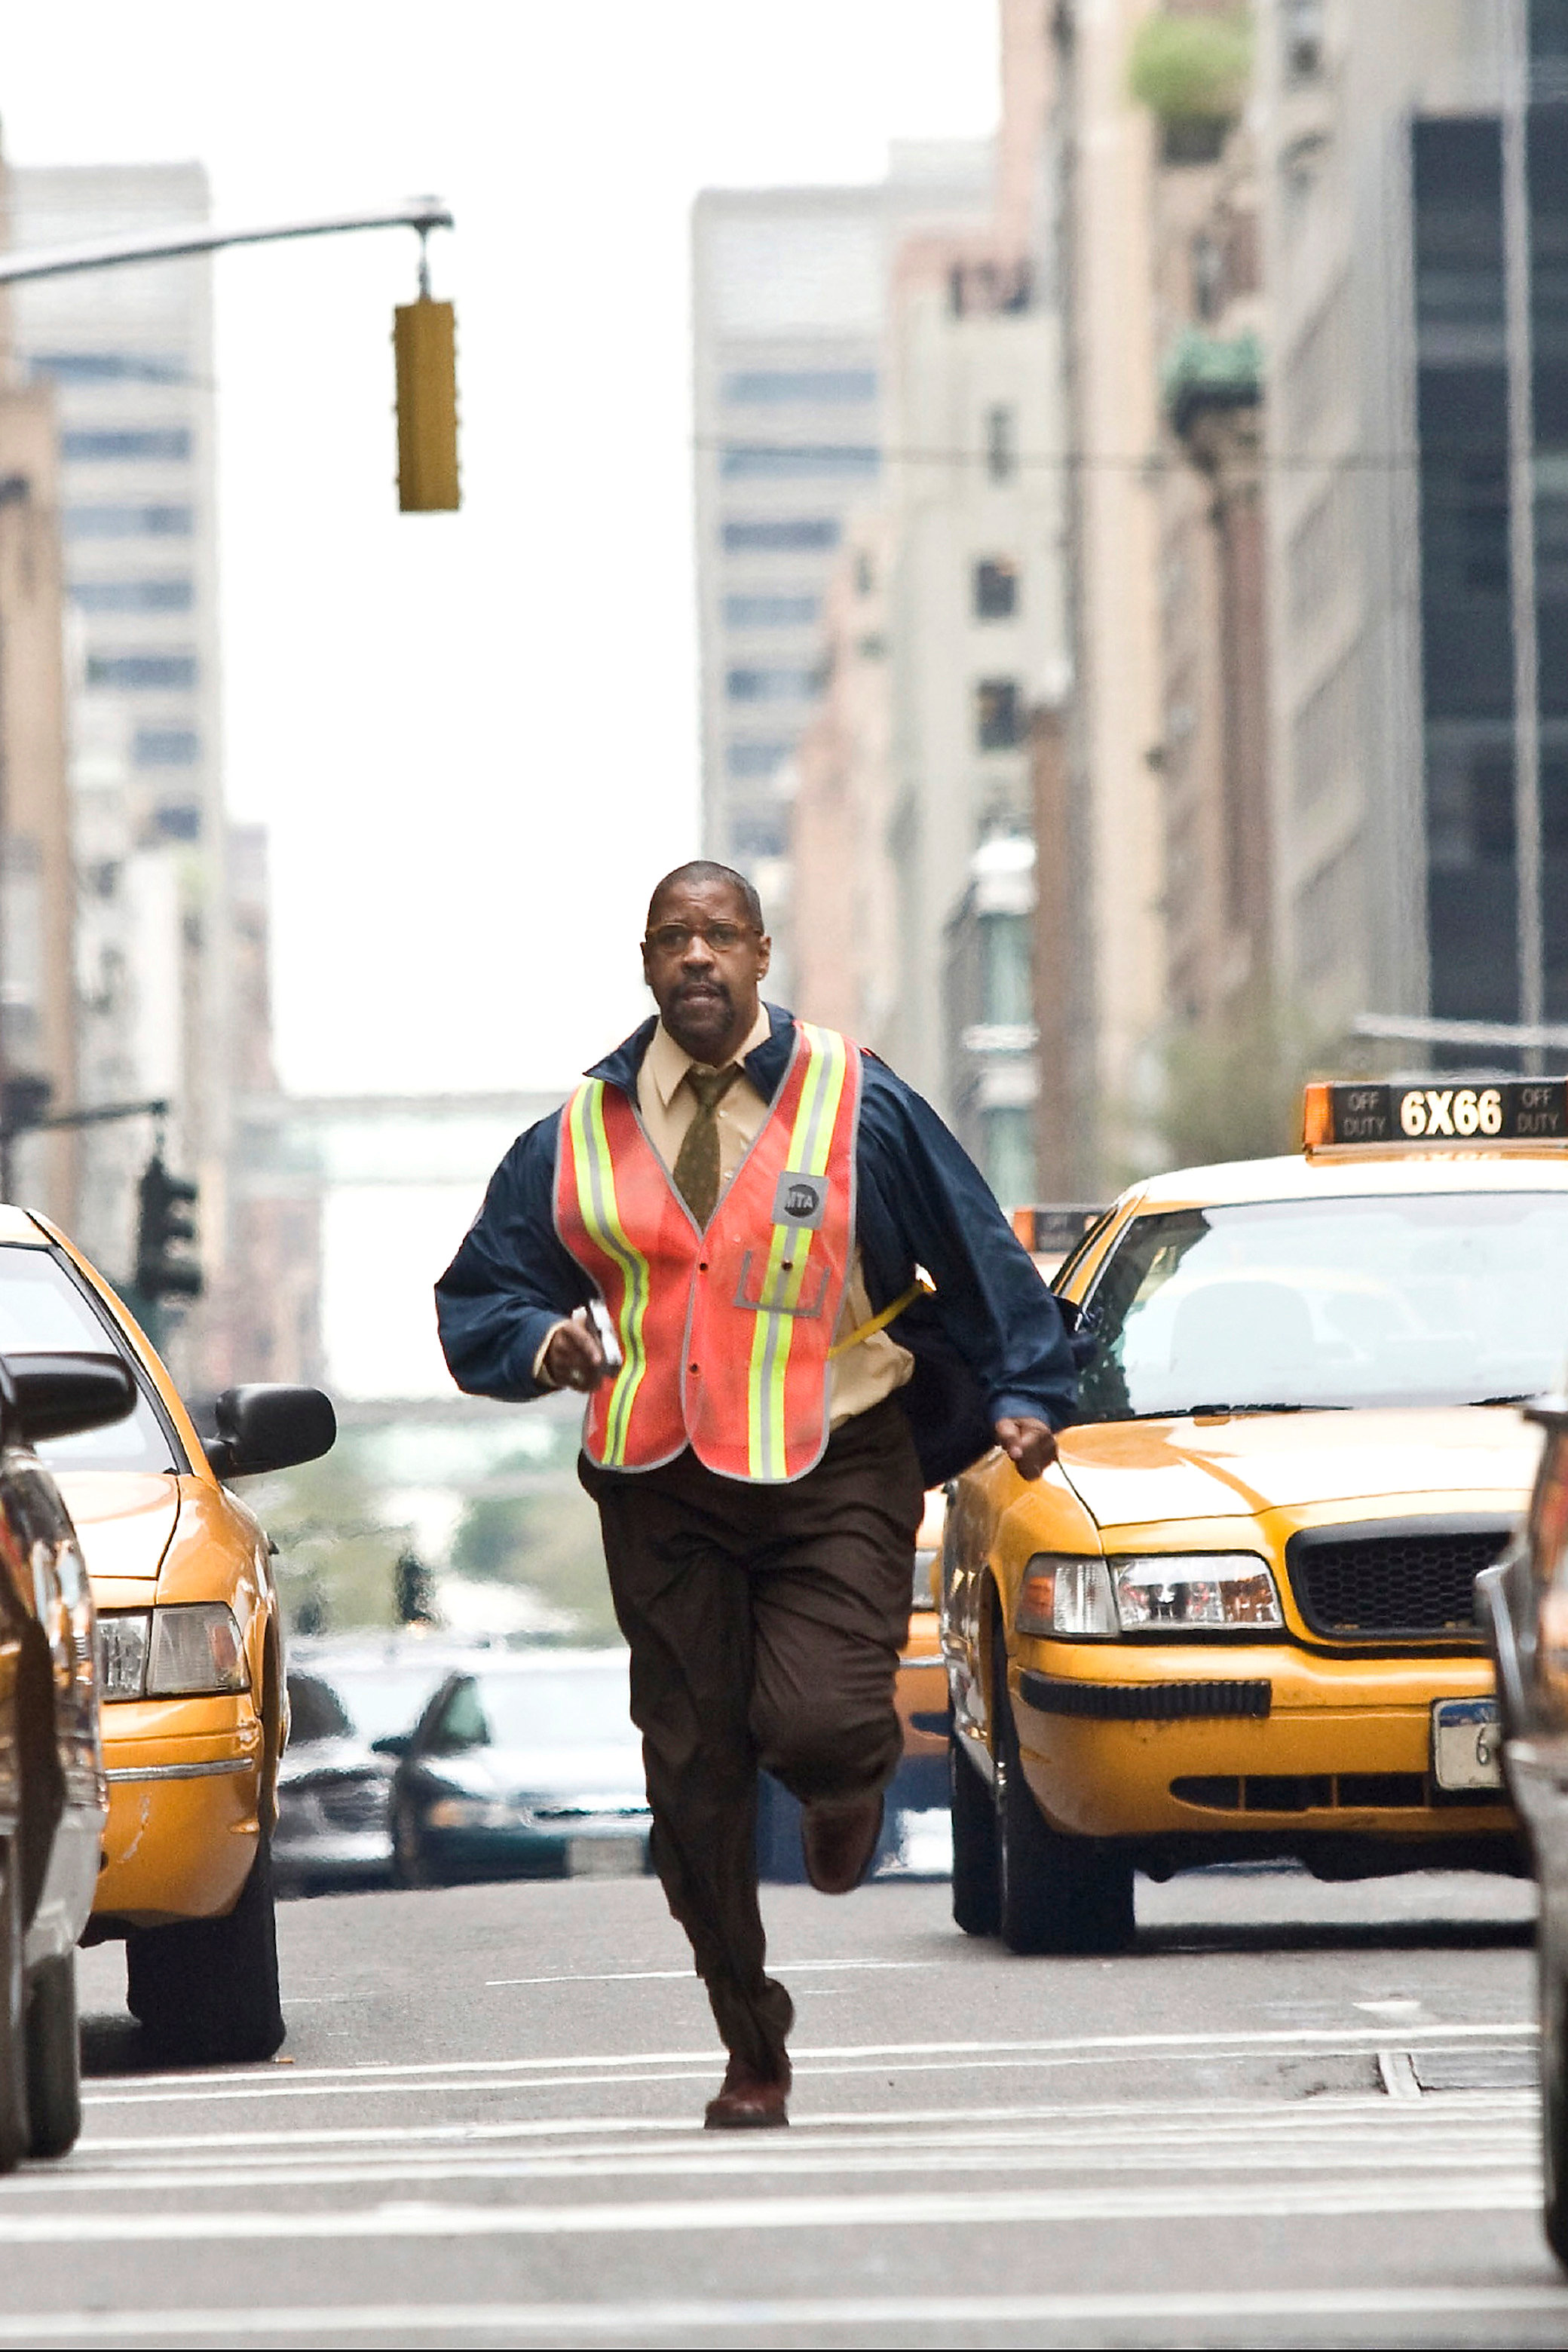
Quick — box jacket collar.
[586,1000,796,1101]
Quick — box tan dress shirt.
[541,1009,913,1426]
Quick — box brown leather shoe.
[801,1793,884,1894]
[704,2053,791,2130]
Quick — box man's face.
[642,877,771,1064]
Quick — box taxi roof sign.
[1303,1077,1568,1150]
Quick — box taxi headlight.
[93,1604,250,1702]
[99,1611,151,1700]
[147,1603,249,1695]
[1110,1554,1282,1631]
[1016,1554,1117,1639]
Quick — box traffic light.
[135,1154,202,1302]
[394,296,460,511]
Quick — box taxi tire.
[993,1631,1135,1958]
[948,1737,1000,1936]
[1543,1946,1568,2265]
[0,1843,26,2173]
[24,1956,80,2158]
[125,1833,284,2064]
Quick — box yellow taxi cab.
[0,1205,334,2057]
[893,1491,951,1815]
[943,1078,1563,1954]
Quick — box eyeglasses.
[643,922,761,954]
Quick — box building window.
[974,558,1019,620]
[1282,0,1325,81]
[729,815,788,856]
[982,1106,1037,1211]
[133,729,200,767]
[723,593,820,627]
[29,351,186,384]
[65,506,193,540]
[982,911,1034,1026]
[155,805,201,842]
[726,666,819,703]
[71,578,194,614]
[722,370,877,404]
[720,446,878,481]
[985,406,1017,484]
[975,678,1024,751]
[87,653,198,691]
[856,550,875,596]
[727,742,793,779]
[62,428,192,463]
[722,517,839,553]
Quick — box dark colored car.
[0,1349,136,2169]
[276,1640,487,1888]
[1477,1390,1568,2262]
[389,1650,651,1885]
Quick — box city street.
[0,1865,1561,2348]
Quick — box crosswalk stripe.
[0,2170,1539,2243]
[0,2283,1565,2344]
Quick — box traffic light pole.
[0,198,452,286]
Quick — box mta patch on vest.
[772,1171,828,1230]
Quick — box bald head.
[646,860,764,934]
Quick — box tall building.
[6,163,231,1358]
[0,352,76,1224]
[691,147,994,978]
[1254,0,1568,1049]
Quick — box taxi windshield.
[1076,1193,1568,1421]
[0,1245,176,1472]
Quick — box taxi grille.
[1286,1520,1511,1640]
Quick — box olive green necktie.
[672,1064,740,1226]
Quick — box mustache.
[672,977,731,1003]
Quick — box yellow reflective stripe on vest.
[745,1024,850,1481]
[568,1081,650,1467]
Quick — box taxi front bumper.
[1007,1640,1516,1846]
[92,1695,263,1929]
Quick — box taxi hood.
[1057,1406,1540,1536]
[54,1471,180,1584]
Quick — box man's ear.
[756,935,772,980]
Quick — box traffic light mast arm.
[0,199,452,286]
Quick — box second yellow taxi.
[944,1078,1562,1952]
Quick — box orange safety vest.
[553,1021,862,1483]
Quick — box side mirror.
[370,1732,411,1758]
[202,1384,336,1480]
[4,1352,137,1447]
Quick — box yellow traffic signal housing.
[394,296,460,511]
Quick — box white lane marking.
[2,2285,1567,2344]
[0,2173,1538,2243]
[74,2087,1537,2158]
[13,2128,1539,2202]
[1379,2050,1424,2101]
[78,2017,1538,2106]
[1357,1998,1427,2020]
[485,1959,935,1986]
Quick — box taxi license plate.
[1432,1698,1502,1791]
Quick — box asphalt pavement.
[6,1862,1567,2348]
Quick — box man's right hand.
[543,1309,611,1392]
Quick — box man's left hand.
[994,1416,1058,1479]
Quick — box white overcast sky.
[0,1,1000,1101]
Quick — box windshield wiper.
[1125,1401,1318,1421]
[1468,1392,1541,1408]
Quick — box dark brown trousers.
[579,1397,924,2078]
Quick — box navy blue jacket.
[434,1005,1076,1484]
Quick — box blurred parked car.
[0,1347,136,2167]
[388,1650,651,1885]
[1477,1386,1568,2264]
[277,1639,492,1888]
